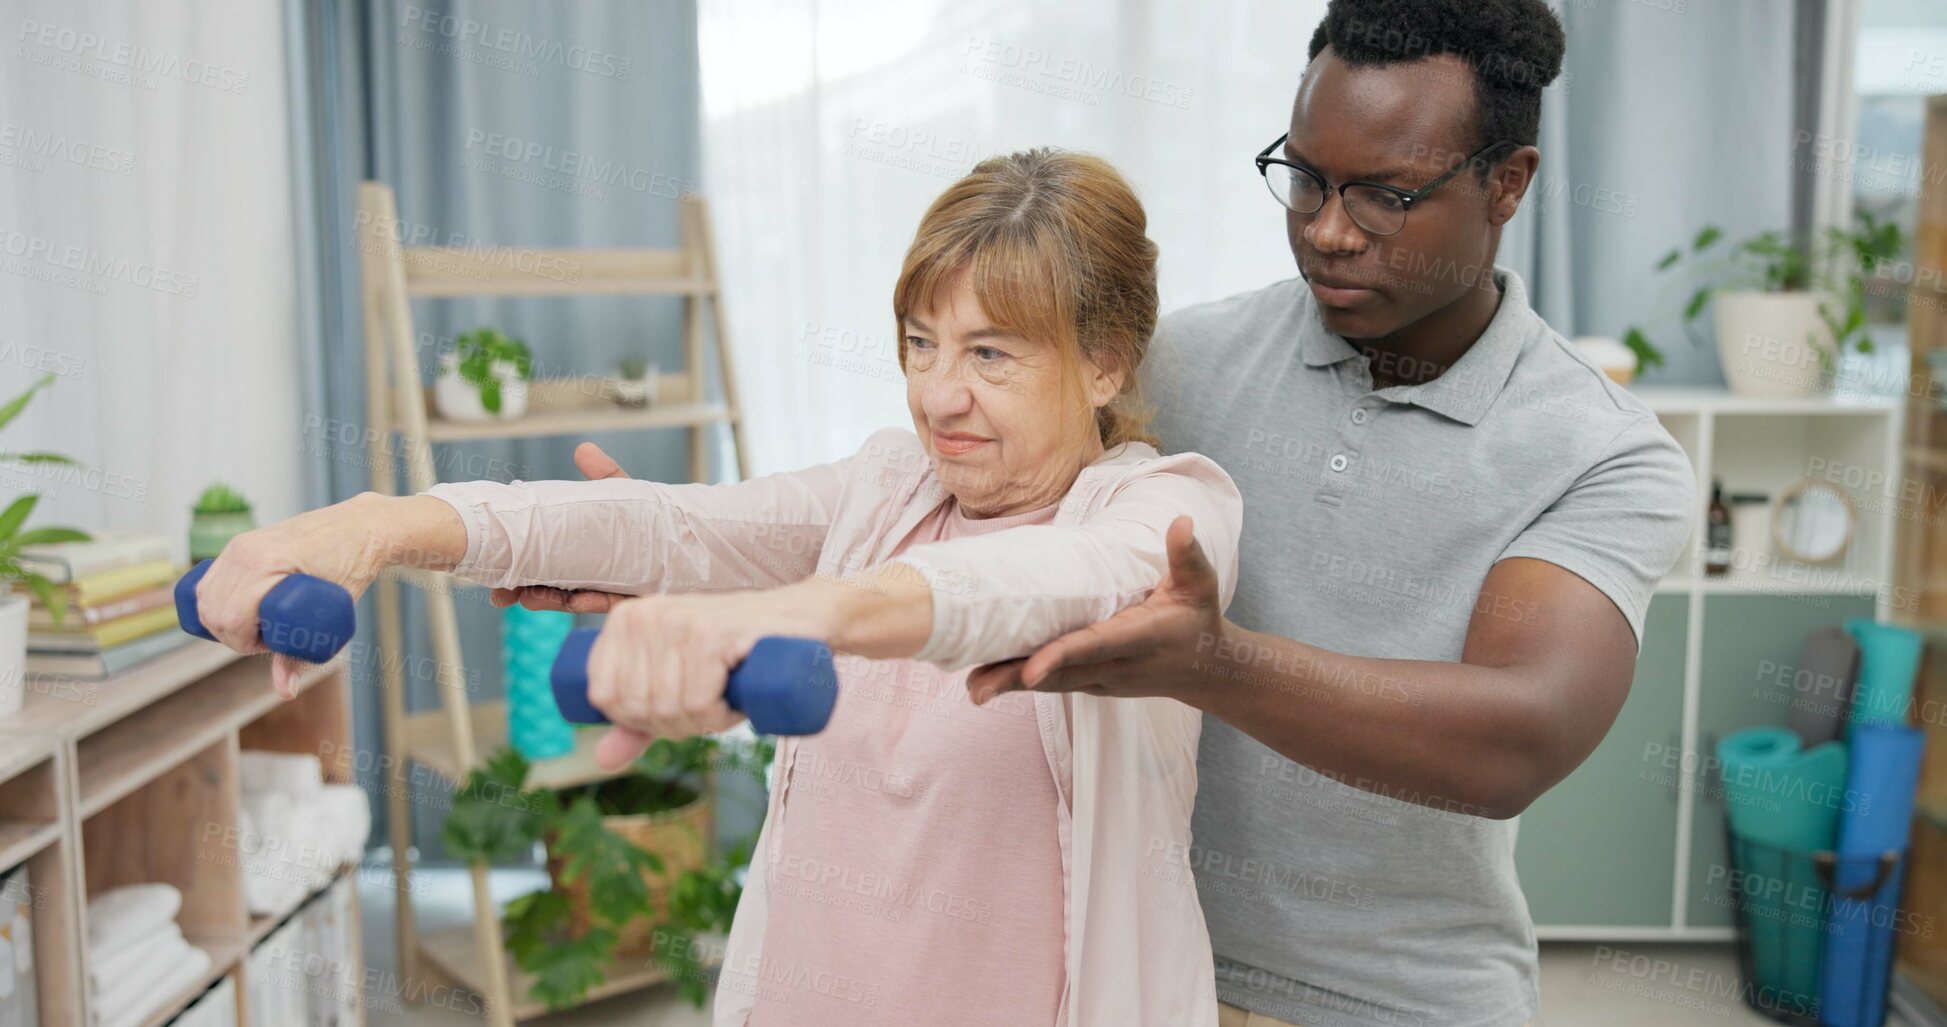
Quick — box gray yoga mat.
[1787,626,1860,746]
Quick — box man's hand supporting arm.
[967,518,1641,820]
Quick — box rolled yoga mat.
[1716,726,1848,1007]
[1788,626,1860,747]
[1844,618,1922,731]
[1819,722,1925,1027]
[501,605,576,760]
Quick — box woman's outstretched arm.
[581,453,1242,761]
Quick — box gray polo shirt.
[1142,269,1694,1027]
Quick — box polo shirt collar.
[1299,267,1532,427]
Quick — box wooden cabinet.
[0,642,363,1026]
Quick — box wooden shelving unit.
[355,181,747,1025]
[1894,91,1947,1016]
[0,641,362,1026]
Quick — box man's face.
[1283,47,1503,341]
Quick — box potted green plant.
[444,734,772,1009]
[0,375,90,717]
[1622,211,1903,398]
[188,482,255,562]
[436,328,533,421]
[610,354,657,409]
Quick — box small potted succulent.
[610,354,657,409]
[189,482,256,562]
[436,328,533,421]
[0,376,90,717]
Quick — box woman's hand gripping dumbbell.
[176,494,466,696]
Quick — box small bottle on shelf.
[1705,479,1732,577]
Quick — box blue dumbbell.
[549,626,838,736]
[175,559,357,664]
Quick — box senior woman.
[193,149,1241,1026]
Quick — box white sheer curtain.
[699,0,1327,473]
[0,0,306,547]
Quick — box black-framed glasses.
[1254,133,1512,236]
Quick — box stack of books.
[21,532,189,678]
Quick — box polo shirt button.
[1351,408,1368,425]
[1329,453,1349,472]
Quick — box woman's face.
[903,274,1122,517]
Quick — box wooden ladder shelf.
[354,181,747,1024]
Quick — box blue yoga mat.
[1717,727,1847,1006]
[1820,722,1925,1027]
[1844,618,1922,731]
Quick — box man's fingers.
[514,587,572,612]
[966,659,1026,705]
[565,590,620,614]
[1021,616,1145,687]
[1164,515,1218,594]
[574,442,629,481]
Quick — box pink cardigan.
[425,427,1243,1027]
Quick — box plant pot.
[0,594,28,720]
[1713,290,1837,399]
[1573,336,1636,386]
[609,375,656,409]
[188,508,257,563]
[435,352,530,421]
[544,794,712,957]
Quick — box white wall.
[0,1,305,554]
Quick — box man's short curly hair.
[1307,0,1565,154]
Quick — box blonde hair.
[893,148,1159,449]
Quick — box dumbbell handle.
[549,627,838,736]
[175,560,357,664]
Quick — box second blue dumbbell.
[549,626,838,736]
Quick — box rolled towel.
[317,784,371,869]
[238,796,306,917]
[239,751,324,801]
[91,930,191,1025]
[88,919,182,993]
[86,884,181,963]
[99,942,210,1027]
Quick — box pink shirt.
[748,499,1066,1026]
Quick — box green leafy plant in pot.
[1621,210,1903,398]
[189,482,255,562]
[0,376,90,717]
[436,328,534,421]
[444,734,773,1009]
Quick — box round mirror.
[1772,479,1854,565]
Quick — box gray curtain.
[1503,0,1801,386]
[290,0,705,860]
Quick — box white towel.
[238,797,305,917]
[98,942,209,1027]
[316,784,371,869]
[87,920,181,993]
[238,751,323,801]
[91,931,193,1025]
[85,884,180,962]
